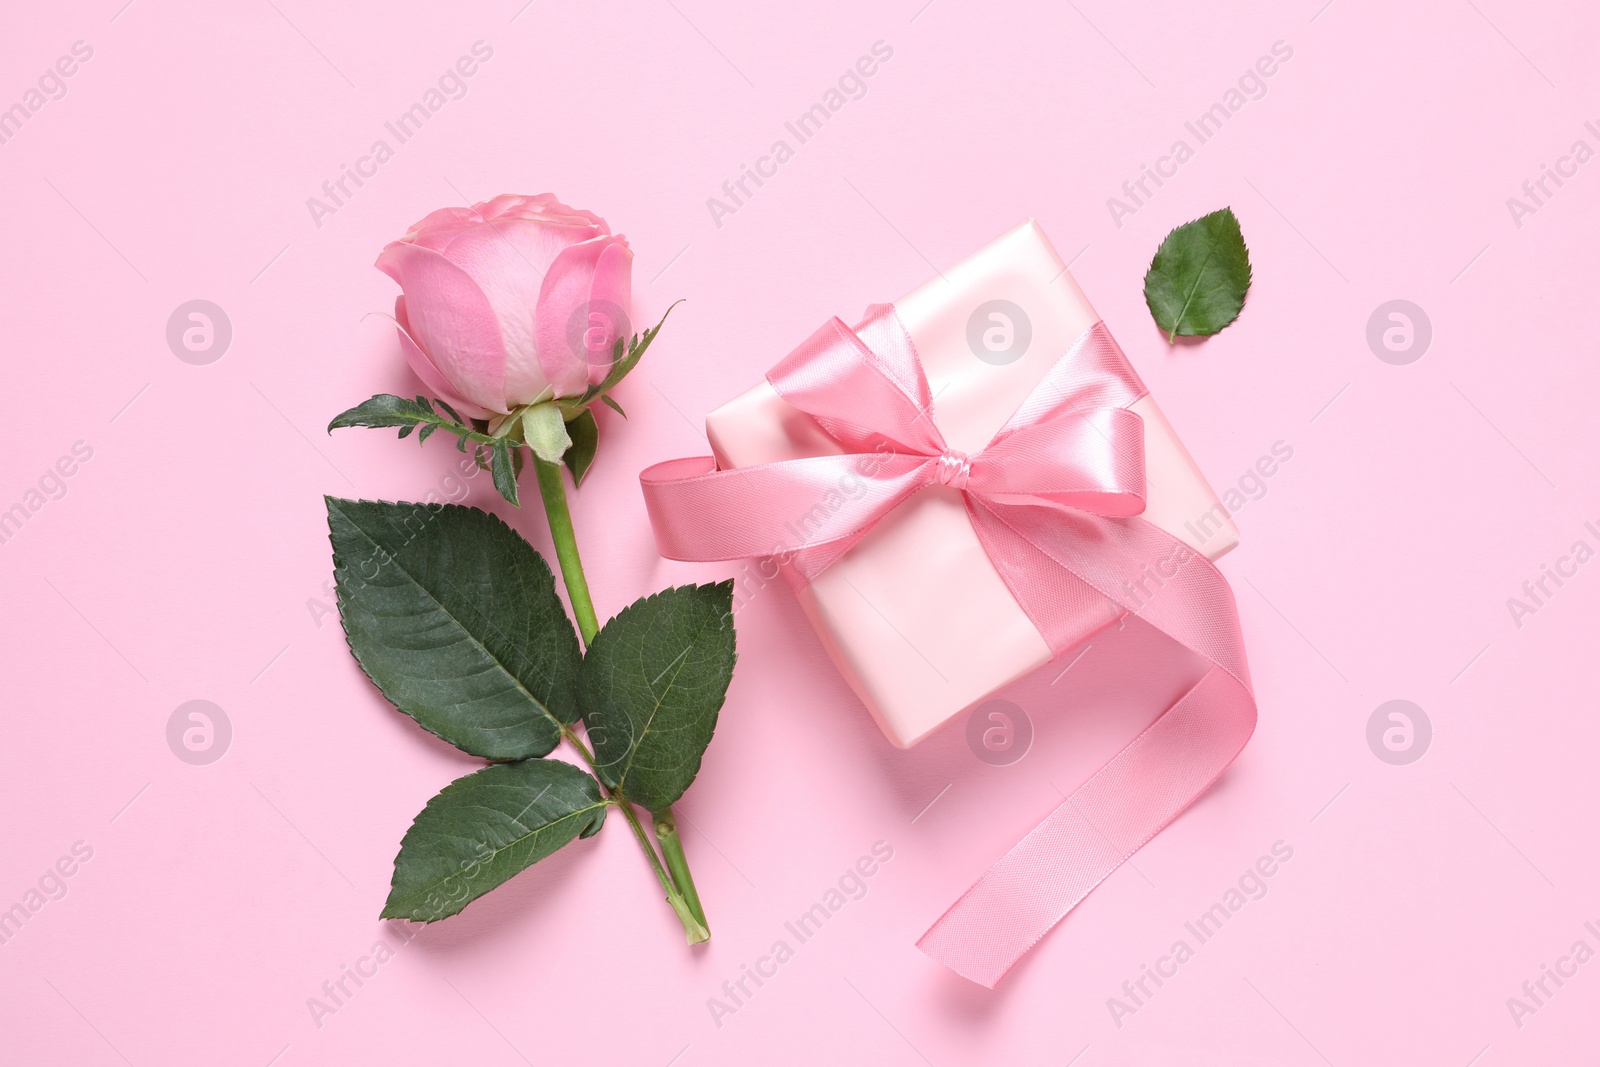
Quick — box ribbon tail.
[916,501,1256,987]
[915,666,1254,987]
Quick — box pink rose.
[376,194,633,419]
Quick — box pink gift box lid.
[705,220,1239,747]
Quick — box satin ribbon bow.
[640,306,1256,988]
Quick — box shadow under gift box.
[705,220,1239,748]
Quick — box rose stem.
[560,723,708,944]
[653,810,709,934]
[532,458,601,645]
[533,455,710,943]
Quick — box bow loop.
[759,305,1147,523]
[766,310,945,457]
[967,407,1148,518]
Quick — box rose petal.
[435,217,602,406]
[479,194,610,234]
[532,236,630,398]
[394,297,495,420]
[376,241,509,413]
[586,238,635,384]
[403,206,482,251]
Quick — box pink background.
[2,0,1596,1063]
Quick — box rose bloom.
[376,194,633,419]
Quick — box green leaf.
[567,302,682,411]
[326,498,582,760]
[491,439,520,507]
[563,409,599,486]
[600,394,626,418]
[382,760,607,922]
[580,583,736,812]
[1142,207,1252,343]
[328,393,437,432]
[329,393,502,451]
[613,300,680,389]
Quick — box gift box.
[701,221,1239,748]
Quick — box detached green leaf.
[1143,207,1252,342]
[382,759,607,921]
[580,583,736,812]
[563,409,599,486]
[327,499,582,760]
